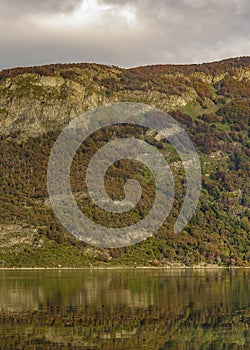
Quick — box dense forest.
[0,57,249,267]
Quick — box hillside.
[0,57,249,267]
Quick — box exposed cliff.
[0,57,249,139]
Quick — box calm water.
[0,269,249,349]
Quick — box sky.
[0,0,249,70]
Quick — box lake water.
[0,269,249,349]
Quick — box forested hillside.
[0,57,249,267]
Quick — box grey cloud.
[99,0,250,62]
[0,0,82,17]
[0,0,249,70]
[100,0,248,33]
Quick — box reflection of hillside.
[0,288,36,312]
[0,269,249,349]
[0,306,249,349]
[0,269,249,313]
[81,277,154,308]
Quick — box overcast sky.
[0,0,249,70]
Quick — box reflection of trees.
[0,269,249,312]
[0,304,249,349]
[0,270,249,349]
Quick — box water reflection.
[0,269,249,349]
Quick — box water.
[0,269,249,349]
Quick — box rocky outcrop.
[0,58,249,140]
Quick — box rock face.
[0,72,107,139]
[0,58,249,139]
[0,224,38,248]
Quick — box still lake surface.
[0,269,249,349]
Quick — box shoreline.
[0,266,249,271]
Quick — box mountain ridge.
[0,57,249,139]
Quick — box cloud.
[0,0,249,69]
[0,0,82,17]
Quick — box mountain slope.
[0,57,249,267]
